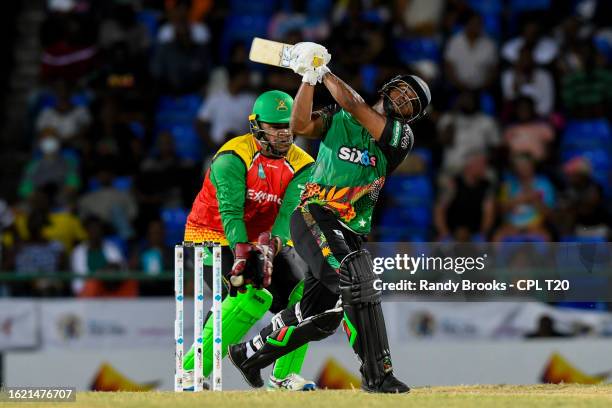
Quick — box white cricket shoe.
[267,374,316,391]
[182,370,209,391]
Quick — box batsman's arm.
[209,153,249,249]
[271,164,313,244]
[321,72,387,140]
[290,83,328,139]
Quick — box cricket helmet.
[379,74,431,123]
[249,90,294,157]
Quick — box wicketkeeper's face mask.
[259,123,294,157]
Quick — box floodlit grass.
[8,384,612,408]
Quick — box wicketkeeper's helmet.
[249,90,294,157]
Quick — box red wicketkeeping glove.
[230,242,254,294]
[255,232,274,288]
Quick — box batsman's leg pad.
[272,300,308,379]
[287,280,304,307]
[183,285,273,376]
[339,250,393,390]
[243,305,342,371]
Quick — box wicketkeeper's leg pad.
[183,285,273,376]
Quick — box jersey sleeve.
[209,153,248,248]
[271,163,313,245]
[314,104,341,141]
[376,118,414,173]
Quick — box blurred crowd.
[0,0,611,298]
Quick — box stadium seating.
[136,9,161,44]
[229,0,278,16]
[395,37,441,65]
[87,176,133,193]
[221,14,271,62]
[467,0,502,39]
[379,174,433,242]
[509,0,551,12]
[155,94,203,162]
[560,119,612,196]
[161,207,189,247]
[561,119,612,154]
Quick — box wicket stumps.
[174,241,222,392]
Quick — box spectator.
[135,132,199,231]
[434,151,496,241]
[557,157,611,239]
[98,3,150,56]
[561,41,612,118]
[13,212,67,296]
[437,91,500,174]
[196,64,256,147]
[40,1,98,81]
[502,46,555,117]
[494,153,555,241]
[503,97,555,162]
[14,189,86,252]
[268,0,331,41]
[78,164,137,240]
[151,11,211,93]
[555,16,585,76]
[95,95,146,176]
[0,200,16,295]
[157,1,211,45]
[444,13,498,92]
[502,20,559,65]
[329,0,390,78]
[18,133,81,200]
[71,216,136,297]
[35,81,92,149]
[395,0,445,36]
[130,219,173,296]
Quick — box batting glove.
[289,42,331,76]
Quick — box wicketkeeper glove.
[229,232,275,295]
[254,232,274,288]
[230,242,254,295]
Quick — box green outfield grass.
[6,385,611,408]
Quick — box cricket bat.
[249,37,326,69]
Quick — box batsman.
[229,43,431,393]
[182,90,316,391]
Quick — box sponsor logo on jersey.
[338,146,377,167]
[247,189,283,204]
[401,124,413,149]
[391,121,401,147]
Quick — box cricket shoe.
[361,373,410,394]
[182,370,210,391]
[227,343,264,388]
[267,374,316,391]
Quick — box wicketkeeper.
[229,43,431,393]
[182,90,316,391]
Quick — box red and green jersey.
[302,106,414,234]
[185,134,314,248]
